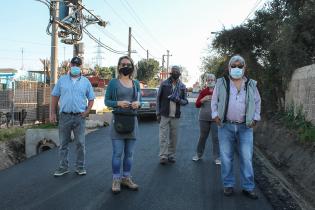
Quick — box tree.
[95,65,113,80]
[136,58,160,82]
[205,0,315,114]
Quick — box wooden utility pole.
[166,50,172,75]
[147,50,149,61]
[128,27,132,57]
[50,0,59,119]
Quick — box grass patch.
[279,105,315,142]
[31,123,58,129]
[0,127,26,142]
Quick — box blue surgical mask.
[230,68,244,79]
[70,66,81,76]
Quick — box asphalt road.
[0,101,273,210]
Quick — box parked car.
[138,88,158,117]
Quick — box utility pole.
[166,50,172,75]
[21,48,24,70]
[146,50,149,61]
[50,0,59,119]
[128,27,131,58]
[162,55,166,79]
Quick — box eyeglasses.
[230,64,244,69]
[120,63,132,67]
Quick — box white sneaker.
[192,154,201,161]
[215,158,221,165]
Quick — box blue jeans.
[58,113,86,170]
[112,139,136,179]
[218,123,255,191]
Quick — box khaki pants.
[159,116,179,159]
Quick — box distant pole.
[21,48,24,70]
[146,50,149,61]
[50,0,59,119]
[166,50,172,75]
[128,27,132,58]
[162,55,165,79]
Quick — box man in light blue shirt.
[50,56,95,177]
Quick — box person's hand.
[214,116,222,126]
[156,115,161,123]
[81,110,90,118]
[118,101,131,109]
[131,101,140,109]
[50,113,57,123]
[201,95,210,103]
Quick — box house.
[0,68,17,90]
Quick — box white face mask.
[207,81,216,87]
[230,67,244,79]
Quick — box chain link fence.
[0,81,50,127]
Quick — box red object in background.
[87,76,108,88]
[195,87,213,108]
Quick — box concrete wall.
[285,64,315,123]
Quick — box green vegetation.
[95,65,116,79]
[0,127,26,142]
[31,123,58,129]
[136,58,160,83]
[279,105,315,142]
[203,0,315,114]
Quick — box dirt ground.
[0,136,26,171]
[254,119,315,210]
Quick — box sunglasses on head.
[230,64,244,69]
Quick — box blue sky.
[0,0,266,86]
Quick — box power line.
[242,0,264,24]
[93,25,128,49]
[102,0,164,60]
[131,34,146,52]
[120,0,168,47]
[103,0,129,27]
[83,28,127,54]
[120,0,167,50]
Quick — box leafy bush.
[280,105,315,142]
[0,128,26,142]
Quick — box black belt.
[62,112,81,115]
[225,120,245,124]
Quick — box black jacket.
[156,78,188,118]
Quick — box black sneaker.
[54,167,69,177]
[168,157,176,163]
[242,190,258,200]
[160,158,168,165]
[223,187,234,196]
[75,168,87,176]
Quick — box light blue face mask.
[70,66,81,76]
[230,67,244,79]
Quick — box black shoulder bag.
[112,81,138,134]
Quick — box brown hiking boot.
[121,177,139,191]
[112,179,121,194]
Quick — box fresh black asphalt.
[0,102,273,210]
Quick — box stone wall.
[285,64,315,123]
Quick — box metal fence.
[0,81,50,126]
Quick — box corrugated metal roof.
[0,68,18,73]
